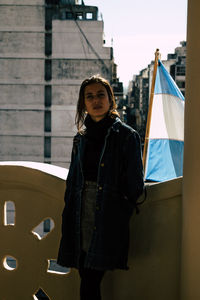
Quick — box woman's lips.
[93,106,102,110]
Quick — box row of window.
[176,66,186,76]
[66,11,94,20]
[177,81,185,89]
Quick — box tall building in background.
[127,41,186,145]
[168,41,186,96]
[0,0,122,168]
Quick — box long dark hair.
[75,75,119,132]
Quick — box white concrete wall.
[0,5,44,30]
[0,0,44,4]
[0,32,44,58]
[0,59,44,84]
[0,137,44,161]
[0,1,113,168]
[0,1,45,163]
[51,137,74,166]
[52,20,111,59]
[52,85,79,106]
[0,85,44,106]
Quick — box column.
[181,0,200,299]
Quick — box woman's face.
[84,83,111,122]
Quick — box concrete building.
[0,0,121,168]
[169,41,186,96]
[126,68,149,143]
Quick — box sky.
[85,0,188,88]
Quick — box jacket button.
[101,163,104,167]
[94,226,97,230]
[98,186,102,190]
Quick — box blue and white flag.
[145,59,185,182]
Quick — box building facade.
[169,41,186,96]
[0,0,121,168]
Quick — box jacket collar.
[110,117,122,132]
[76,117,122,140]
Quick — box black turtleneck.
[83,114,115,181]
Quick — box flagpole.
[142,49,160,173]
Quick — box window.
[45,60,52,81]
[86,12,93,19]
[44,111,51,133]
[176,66,186,76]
[44,137,51,158]
[66,12,73,19]
[76,13,83,20]
[177,81,185,89]
[45,85,52,107]
[45,33,52,56]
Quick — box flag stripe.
[154,61,185,100]
[145,139,184,182]
[149,94,184,140]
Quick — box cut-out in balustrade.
[32,218,55,240]
[34,288,50,299]
[3,255,17,271]
[4,201,15,226]
[47,259,69,274]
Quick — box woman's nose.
[93,95,100,103]
[93,96,98,102]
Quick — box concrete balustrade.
[0,163,80,299]
[0,163,182,299]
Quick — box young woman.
[57,75,144,300]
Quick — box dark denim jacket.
[57,118,144,270]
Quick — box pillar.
[181,0,200,299]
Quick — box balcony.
[0,162,182,299]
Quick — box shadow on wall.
[102,177,182,300]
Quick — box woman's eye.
[85,93,105,101]
[98,93,105,98]
[86,95,93,100]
